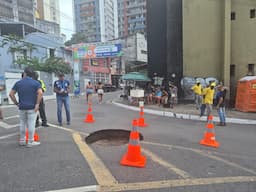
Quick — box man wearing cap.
[191,80,202,109]
[54,73,71,126]
[9,67,42,147]
[203,82,216,119]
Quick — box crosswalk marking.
[0,121,19,129]
[3,115,19,120]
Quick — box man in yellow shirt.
[191,80,202,109]
[203,82,216,119]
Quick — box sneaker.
[41,123,49,127]
[35,123,40,128]
[19,140,26,146]
[58,123,63,126]
[26,141,41,148]
[67,122,70,125]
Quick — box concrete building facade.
[117,0,147,38]
[74,0,118,42]
[0,0,36,25]
[36,0,60,24]
[147,0,256,100]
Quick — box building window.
[248,64,255,76]
[250,9,256,18]
[49,49,55,57]
[230,64,235,77]
[231,12,236,20]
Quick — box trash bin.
[235,76,256,112]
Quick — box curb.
[112,101,256,125]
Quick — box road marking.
[0,121,19,129]
[142,148,191,179]
[0,133,19,140]
[72,132,118,186]
[142,141,256,175]
[3,115,19,120]
[48,123,89,136]
[48,123,75,133]
[45,185,99,192]
[100,176,256,191]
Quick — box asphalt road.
[0,91,255,192]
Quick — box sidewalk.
[113,98,256,125]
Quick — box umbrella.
[121,72,151,82]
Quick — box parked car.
[103,84,116,92]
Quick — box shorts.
[97,89,104,95]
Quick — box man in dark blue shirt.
[9,67,43,147]
[216,84,227,126]
[54,73,71,126]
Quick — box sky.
[59,0,75,40]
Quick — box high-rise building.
[74,0,118,43]
[117,0,147,38]
[36,0,60,24]
[35,0,60,36]
[0,0,36,26]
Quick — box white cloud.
[59,0,75,40]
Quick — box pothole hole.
[85,129,144,146]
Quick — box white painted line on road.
[0,121,19,129]
[3,115,19,120]
[45,185,98,192]
[47,123,75,133]
[0,133,19,140]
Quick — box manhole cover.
[85,129,144,146]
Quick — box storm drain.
[85,129,144,146]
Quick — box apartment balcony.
[126,9,146,17]
[128,17,145,23]
[126,2,146,9]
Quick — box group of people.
[6,67,72,147]
[144,82,178,108]
[85,81,104,104]
[191,80,227,126]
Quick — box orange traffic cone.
[84,102,95,123]
[200,115,219,148]
[138,106,148,127]
[120,119,146,168]
[25,128,40,142]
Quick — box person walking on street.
[97,82,104,104]
[0,85,5,120]
[216,84,227,126]
[191,80,202,109]
[85,81,94,104]
[54,73,71,126]
[32,72,49,127]
[203,82,216,119]
[9,67,42,147]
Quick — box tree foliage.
[15,57,72,74]
[65,32,88,46]
[1,35,72,75]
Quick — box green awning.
[121,72,151,82]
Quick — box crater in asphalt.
[85,129,144,146]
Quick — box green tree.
[65,32,88,46]
[16,57,72,75]
[0,34,37,68]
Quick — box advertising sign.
[73,44,122,59]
